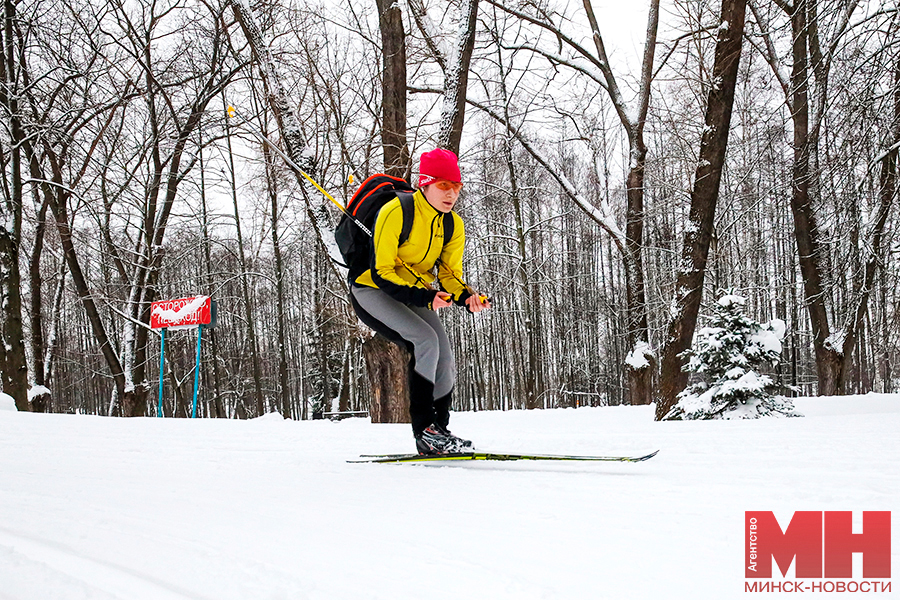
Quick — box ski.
[349,449,659,464]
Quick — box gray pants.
[350,285,456,398]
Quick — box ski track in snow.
[1,395,898,599]
[0,527,207,600]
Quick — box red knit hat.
[418,148,461,187]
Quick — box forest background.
[0,0,897,420]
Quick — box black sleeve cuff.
[454,290,472,308]
[413,288,438,308]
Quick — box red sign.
[746,511,891,579]
[151,296,212,330]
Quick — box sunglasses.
[435,180,464,193]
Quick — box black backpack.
[335,174,455,281]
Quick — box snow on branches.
[664,291,799,420]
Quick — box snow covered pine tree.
[664,291,799,420]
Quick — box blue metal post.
[158,328,166,417]
[191,326,203,418]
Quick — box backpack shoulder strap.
[442,211,455,247]
[396,191,415,246]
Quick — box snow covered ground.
[1,394,897,599]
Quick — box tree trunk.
[41,260,66,406]
[438,0,480,155]
[785,0,840,394]
[836,55,899,393]
[0,222,27,409]
[339,0,415,421]
[511,169,540,410]
[362,334,411,423]
[656,0,747,420]
[229,0,346,288]
[199,127,224,418]
[169,365,188,419]
[29,195,49,392]
[225,118,266,417]
[880,276,891,393]
[40,156,127,407]
[263,137,292,418]
[0,1,30,410]
[494,32,540,409]
[375,0,411,177]
[627,352,655,408]
[338,341,351,413]
[585,0,659,406]
[623,146,653,406]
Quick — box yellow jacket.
[354,190,470,307]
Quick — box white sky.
[591,0,654,73]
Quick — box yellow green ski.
[349,450,659,464]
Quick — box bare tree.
[748,0,895,394]
[479,0,660,405]
[7,0,241,416]
[223,101,267,416]
[376,0,411,174]
[656,0,748,420]
[262,117,292,419]
[409,0,481,154]
[5,0,136,412]
[115,0,239,416]
[229,0,345,286]
[0,0,35,409]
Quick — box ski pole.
[433,257,489,305]
[225,106,355,225]
[445,266,490,306]
[226,106,431,281]
[226,105,489,306]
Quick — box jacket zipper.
[420,213,441,264]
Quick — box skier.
[349,148,490,454]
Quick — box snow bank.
[250,410,286,421]
[0,392,15,411]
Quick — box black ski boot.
[415,426,467,455]
[433,423,473,449]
